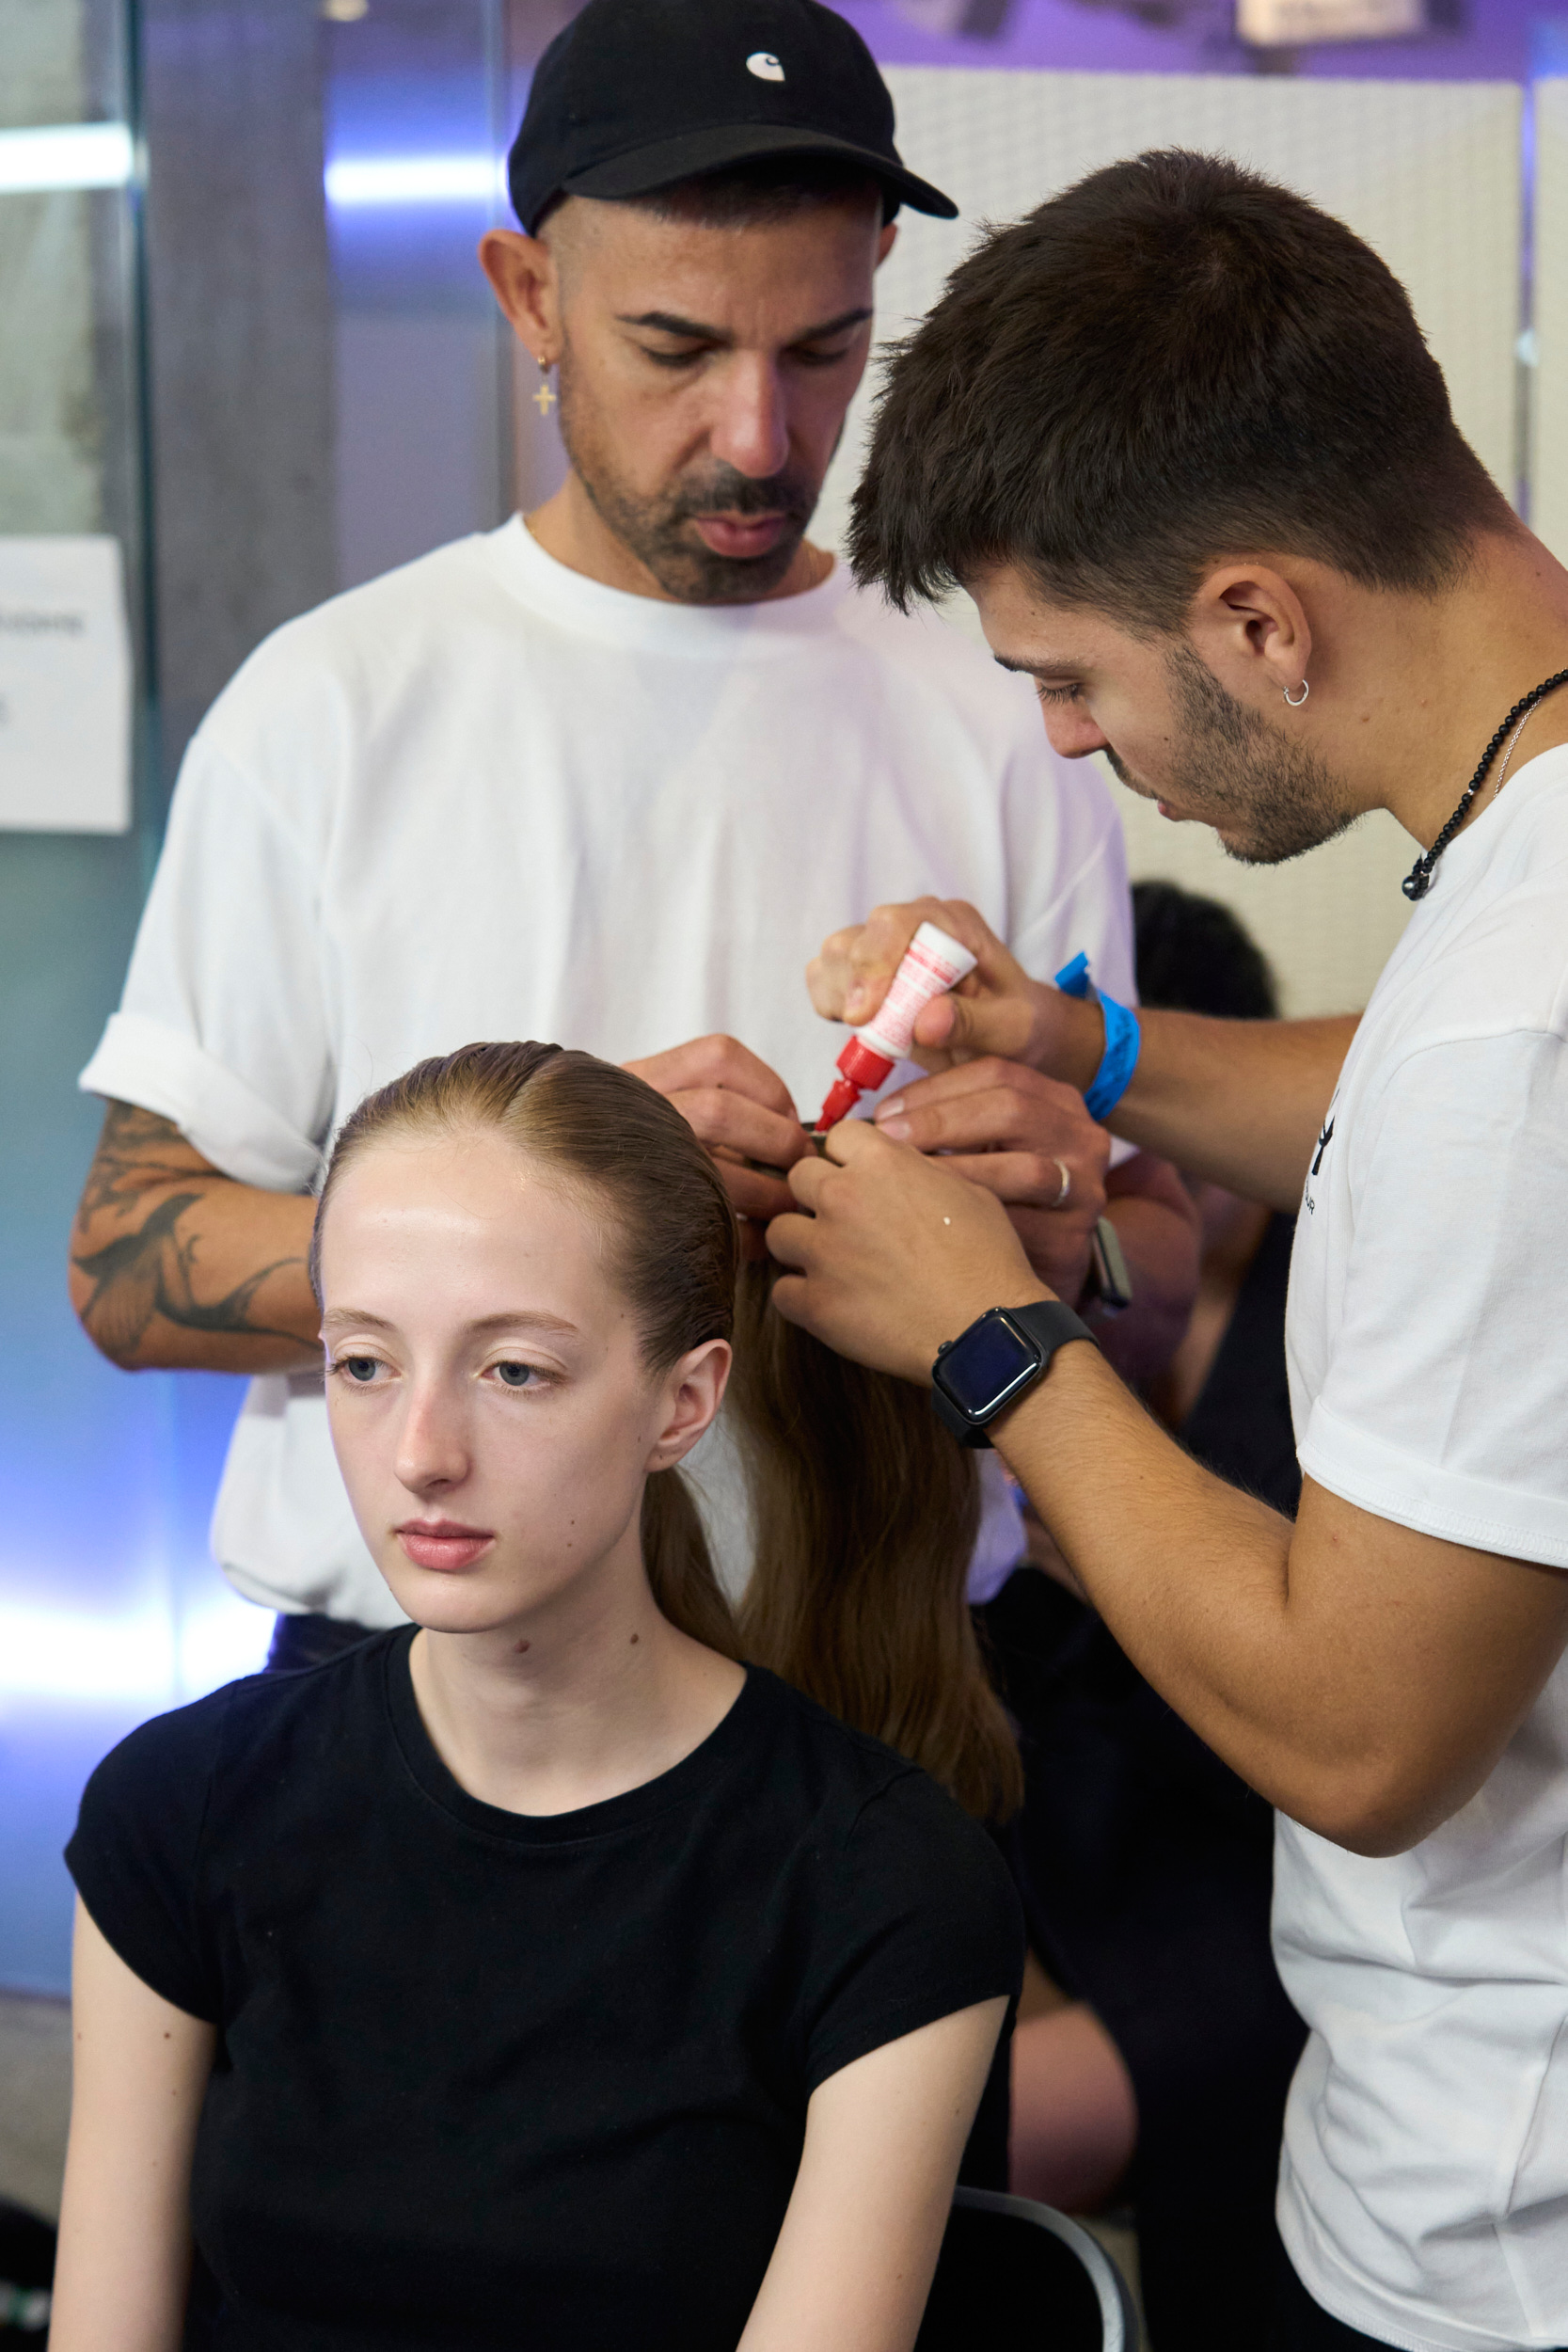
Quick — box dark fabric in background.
[977,1206,1307,2352]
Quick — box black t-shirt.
[67,1634,1022,2352]
[1181,1211,1302,1520]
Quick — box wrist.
[929,1292,1086,1448]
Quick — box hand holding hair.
[623,1033,812,1227]
[871,1056,1109,1305]
[767,1117,1047,1386]
[808,898,1103,1088]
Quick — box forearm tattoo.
[72,1102,309,1359]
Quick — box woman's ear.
[647,1339,732,1471]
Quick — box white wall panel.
[1530,81,1568,571]
[820,69,1522,1015]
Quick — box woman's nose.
[394,1382,470,1494]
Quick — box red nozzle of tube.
[815,1035,896,1131]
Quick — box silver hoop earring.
[1284,678,1309,707]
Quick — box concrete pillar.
[140,0,337,780]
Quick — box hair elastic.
[1054,954,1142,1122]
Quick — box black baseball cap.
[507,0,958,235]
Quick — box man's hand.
[810,897,1356,1212]
[767,1119,1045,1383]
[869,1057,1108,1306]
[622,1036,811,1234]
[808,897,1102,1087]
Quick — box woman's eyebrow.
[467,1310,580,1338]
[320,1308,580,1337]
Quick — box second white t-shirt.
[81,518,1134,1624]
[1277,745,1568,2351]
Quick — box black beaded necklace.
[1402,669,1568,901]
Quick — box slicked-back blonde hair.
[311,1041,739,1658]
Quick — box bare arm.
[737,1998,1006,2352]
[49,1901,215,2352]
[70,1102,319,1374]
[767,1125,1568,1855]
[810,897,1355,1213]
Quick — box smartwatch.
[930,1300,1095,1449]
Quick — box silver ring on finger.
[1050,1157,1071,1210]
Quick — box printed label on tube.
[816,921,978,1129]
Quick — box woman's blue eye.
[344,1357,380,1384]
[495,1361,535,1389]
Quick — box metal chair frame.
[951,2185,1140,2352]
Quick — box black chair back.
[915,2186,1139,2352]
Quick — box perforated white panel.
[1530,82,1568,571]
[819,70,1522,1016]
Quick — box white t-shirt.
[80,517,1134,1625]
[1277,745,1568,2351]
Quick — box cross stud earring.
[532,363,556,418]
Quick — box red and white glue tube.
[815,921,978,1131]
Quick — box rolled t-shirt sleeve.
[65,1692,229,2022]
[1298,1026,1568,1566]
[79,732,332,1191]
[800,1772,1024,2096]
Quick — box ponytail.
[641,1470,740,1659]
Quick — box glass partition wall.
[0,0,181,1994]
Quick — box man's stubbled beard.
[1103,642,1358,866]
[558,350,818,602]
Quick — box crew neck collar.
[482,512,851,657]
[1424,740,1568,896]
[382,1627,765,1846]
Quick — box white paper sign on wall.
[0,535,132,834]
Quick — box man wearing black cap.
[71,0,1195,1672]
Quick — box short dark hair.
[1132,881,1278,1021]
[544,155,889,237]
[849,149,1510,631]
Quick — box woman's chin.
[382,1563,512,1633]
[380,1557,564,1639]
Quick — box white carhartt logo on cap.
[746,50,784,79]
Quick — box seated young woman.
[50,1041,1022,2352]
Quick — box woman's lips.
[396,1521,494,1573]
[692,513,787,559]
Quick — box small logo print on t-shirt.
[747,50,785,78]
[1304,1114,1336,1216]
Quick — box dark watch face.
[937,1314,1039,1418]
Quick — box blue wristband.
[1053,954,1142,1122]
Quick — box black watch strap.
[930,1299,1095,1449]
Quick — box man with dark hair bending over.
[776,152,1568,2352]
